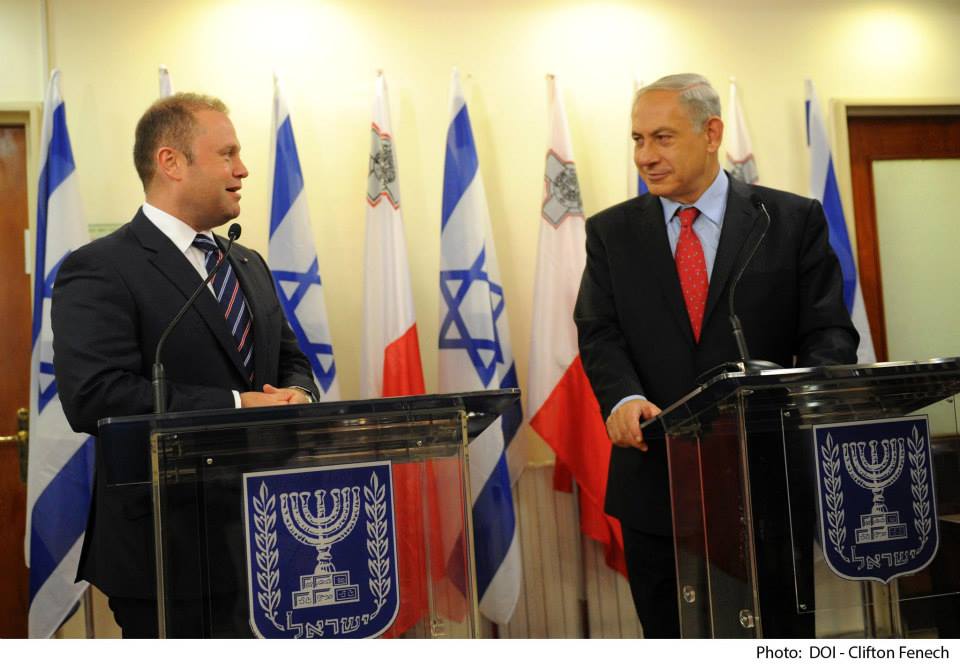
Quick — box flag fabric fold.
[529,76,626,576]
[725,78,759,184]
[25,69,96,638]
[361,71,428,637]
[804,80,876,363]
[438,69,522,624]
[267,76,340,400]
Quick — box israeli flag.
[805,80,876,363]
[438,69,522,624]
[25,70,95,638]
[268,75,339,400]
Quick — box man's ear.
[155,146,183,182]
[704,116,724,154]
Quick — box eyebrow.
[633,126,675,137]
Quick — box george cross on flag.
[25,69,96,638]
[805,80,876,363]
[438,69,522,624]
[268,75,340,399]
[529,75,627,577]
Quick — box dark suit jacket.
[52,208,318,598]
[574,175,858,535]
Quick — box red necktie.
[675,207,708,342]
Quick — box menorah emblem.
[842,438,908,545]
[279,487,362,609]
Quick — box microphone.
[152,223,242,414]
[728,194,781,374]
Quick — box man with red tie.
[575,73,858,637]
[52,93,318,636]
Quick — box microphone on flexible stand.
[728,194,781,374]
[152,223,242,414]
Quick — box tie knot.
[677,207,700,228]
[192,234,218,254]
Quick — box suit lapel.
[131,211,252,386]
[631,197,696,347]
[703,178,763,328]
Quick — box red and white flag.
[528,75,626,575]
[725,78,759,184]
[362,71,425,399]
[361,71,428,636]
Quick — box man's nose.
[635,142,658,166]
[235,157,249,179]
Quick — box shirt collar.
[660,169,729,228]
[142,202,215,252]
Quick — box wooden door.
[0,123,31,637]
[847,112,960,361]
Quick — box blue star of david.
[439,246,506,388]
[271,258,337,392]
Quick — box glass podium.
[643,358,960,638]
[98,390,519,638]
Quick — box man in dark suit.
[51,93,318,637]
[575,74,858,637]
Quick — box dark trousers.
[622,528,681,638]
[108,597,159,638]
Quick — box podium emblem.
[243,461,399,638]
[813,416,938,583]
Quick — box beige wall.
[3,0,960,461]
[0,0,44,102]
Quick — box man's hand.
[263,384,312,404]
[605,398,662,451]
[239,385,311,408]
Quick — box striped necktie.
[192,234,255,382]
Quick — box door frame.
[0,103,42,274]
[829,98,960,362]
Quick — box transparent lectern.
[642,358,960,638]
[98,390,519,638]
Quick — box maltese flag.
[361,71,430,637]
[805,80,876,363]
[361,72,425,400]
[528,75,626,576]
[725,78,759,184]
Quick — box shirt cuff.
[232,390,241,408]
[611,394,647,415]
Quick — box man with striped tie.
[51,93,318,636]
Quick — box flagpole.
[83,587,94,638]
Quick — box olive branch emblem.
[820,433,850,563]
[908,426,932,553]
[253,481,284,632]
[364,471,391,620]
